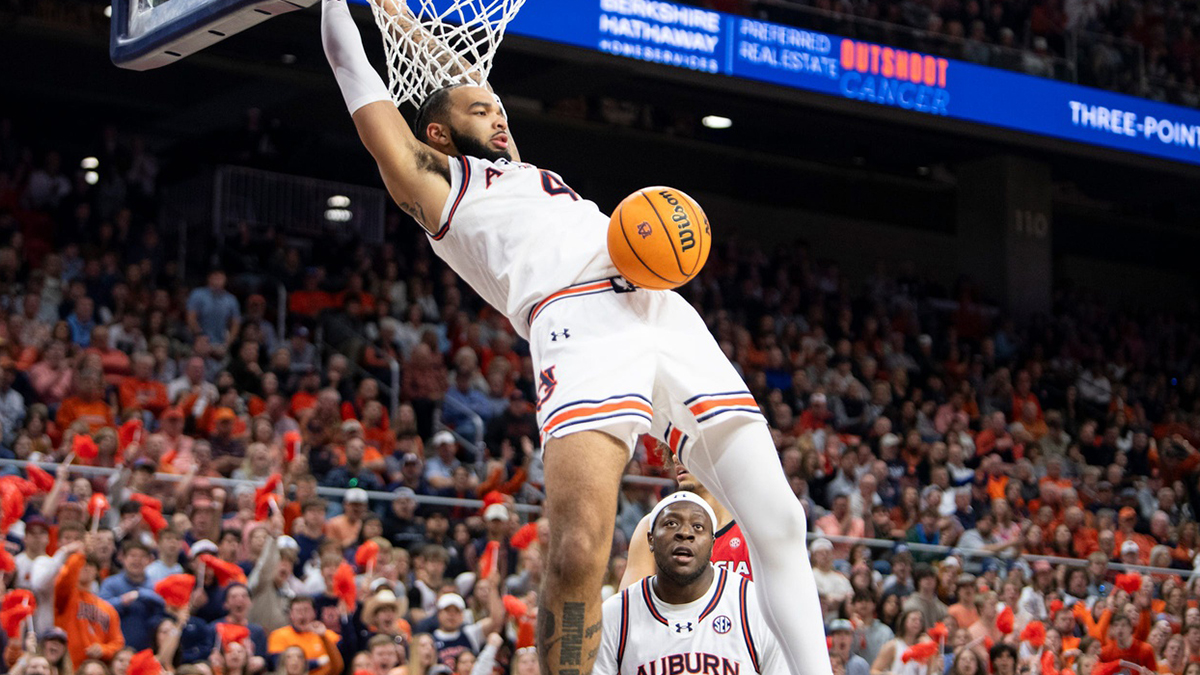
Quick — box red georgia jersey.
[711,521,753,580]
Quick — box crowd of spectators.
[2,108,1200,675]
[686,0,1200,107]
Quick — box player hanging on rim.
[319,3,831,675]
[620,444,752,588]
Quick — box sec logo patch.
[712,616,732,634]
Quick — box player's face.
[664,448,701,493]
[442,86,512,162]
[649,503,713,586]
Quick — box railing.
[276,282,288,349]
[213,166,387,244]
[436,393,487,460]
[814,531,1196,578]
[3,458,1191,578]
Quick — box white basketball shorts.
[528,277,765,458]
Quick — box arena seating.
[0,117,1198,675]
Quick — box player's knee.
[545,527,608,587]
[747,498,809,549]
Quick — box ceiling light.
[702,115,732,129]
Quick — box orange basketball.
[607,186,712,290]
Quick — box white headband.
[648,491,718,532]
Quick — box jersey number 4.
[540,171,579,201]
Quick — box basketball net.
[367,0,526,108]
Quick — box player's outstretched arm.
[618,514,654,591]
[321,0,450,232]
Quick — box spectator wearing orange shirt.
[974,411,1015,459]
[54,547,125,666]
[1100,614,1157,671]
[947,574,980,629]
[1114,508,1155,564]
[118,353,169,416]
[86,325,132,387]
[267,596,343,675]
[57,369,115,435]
[815,494,865,557]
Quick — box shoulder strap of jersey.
[617,587,631,671]
[737,575,762,674]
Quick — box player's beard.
[450,125,512,162]
[658,558,709,588]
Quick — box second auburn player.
[595,492,785,675]
[620,444,752,588]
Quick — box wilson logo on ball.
[607,186,711,291]
[659,190,696,252]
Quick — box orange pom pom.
[333,562,357,612]
[2,590,36,612]
[996,606,1015,634]
[928,622,949,642]
[73,434,98,460]
[25,465,55,493]
[129,649,162,675]
[154,574,195,609]
[282,432,301,463]
[1114,573,1141,595]
[215,622,251,647]
[88,493,110,518]
[355,540,380,570]
[1020,621,1046,648]
[198,554,247,586]
[0,549,14,573]
[0,604,34,638]
[901,642,939,663]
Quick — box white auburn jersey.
[594,566,786,675]
[429,154,620,340]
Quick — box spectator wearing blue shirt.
[66,296,96,347]
[441,369,495,444]
[423,431,460,490]
[98,540,165,651]
[187,270,241,346]
[211,583,269,669]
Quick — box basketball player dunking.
[320,4,830,675]
[596,492,786,675]
[620,446,752,589]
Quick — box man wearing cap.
[382,488,424,549]
[829,619,870,675]
[472,504,517,580]
[811,538,852,620]
[1114,507,1153,565]
[424,431,461,490]
[430,591,505,668]
[595,492,789,675]
[325,488,370,549]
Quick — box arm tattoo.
[397,201,426,225]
